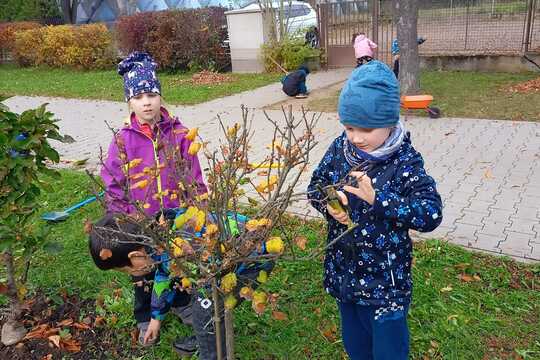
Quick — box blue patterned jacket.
[308,132,442,306]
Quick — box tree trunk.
[225,309,235,360]
[1,249,27,346]
[211,279,224,360]
[61,0,79,24]
[394,0,420,95]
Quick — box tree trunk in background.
[394,0,420,95]
[61,0,79,24]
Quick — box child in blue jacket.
[307,60,442,360]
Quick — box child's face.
[119,248,154,276]
[344,124,392,153]
[129,92,161,124]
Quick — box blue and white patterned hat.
[117,51,161,101]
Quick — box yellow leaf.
[181,278,191,288]
[128,158,143,168]
[256,270,268,283]
[224,294,238,310]
[206,223,218,236]
[440,285,453,293]
[185,127,198,141]
[252,290,267,305]
[266,237,284,254]
[221,273,237,294]
[227,123,239,138]
[131,179,148,190]
[196,192,209,201]
[252,301,266,315]
[239,286,253,300]
[188,142,202,155]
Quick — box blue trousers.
[338,302,410,360]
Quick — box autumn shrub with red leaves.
[115,8,230,72]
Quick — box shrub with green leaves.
[0,103,73,338]
[262,37,320,72]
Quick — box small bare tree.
[91,106,359,359]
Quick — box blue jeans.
[298,80,307,94]
[338,302,410,360]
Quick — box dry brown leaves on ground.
[172,70,234,86]
[505,77,540,94]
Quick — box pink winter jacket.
[354,34,378,59]
[101,107,207,216]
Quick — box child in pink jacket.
[352,32,378,67]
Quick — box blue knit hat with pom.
[338,60,400,129]
[117,51,161,101]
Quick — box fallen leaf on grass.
[294,236,307,250]
[459,273,481,282]
[272,311,288,321]
[320,323,338,342]
[440,285,453,292]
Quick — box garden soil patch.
[0,293,139,359]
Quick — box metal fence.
[319,0,540,67]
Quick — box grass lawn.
[1,170,539,359]
[308,70,540,121]
[0,64,280,105]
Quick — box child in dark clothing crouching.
[308,60,443,360]
[281,65,310,98]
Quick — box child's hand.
[343,171,376,205]
[326,191,349,225]
[143,318,161,345]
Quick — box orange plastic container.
[400,95,433,109]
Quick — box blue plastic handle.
[64,191,105,213]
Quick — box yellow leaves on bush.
[256,270,268,283]
[245,218,272,232]
[174,206,206,232]
[181,277,192,288]
[227,123,240,138]
[13,24,114,69]
[126,158,143,169]
[252,290,268,315]
[171,238,194,257]
[196,192,209,202]
[131,179,149,190]
[188,142,202,155]
[224,294,238,310]
[0,21,41,52]
[266,236,284,254]
[185,127,198,141]
[255,175,278,193]
[239,286,253,300]
[206,223,218,236]
[221,273,237,294]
